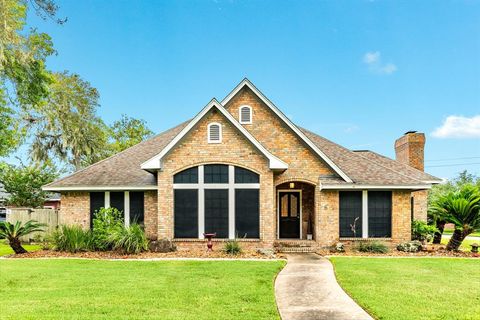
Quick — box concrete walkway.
[275,254,372,320]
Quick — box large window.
[174,189,198,238]
[339,190,392,239]
[129,192,145,226]
[339,191,363,238]
[90,192,105,228]
[173,165,260,239]
[110,192,124,213]
[368,191,392,238]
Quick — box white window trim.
[207,122,222,144]
[276,189,302,240]
[102,191,131,227]
[239,105,252,124]
[174,165,260,239]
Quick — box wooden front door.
[279,191,301,238]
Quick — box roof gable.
[221,79,353,183]
[141,99,288,170]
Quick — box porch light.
[289,182,295,189]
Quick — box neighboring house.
[43,79,441,250]
[0,184,8,222]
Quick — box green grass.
[331,257,480,320]
[441,237,478,251]
[0,243,41,257]
[443,229,480,237]
[0,259,285,320]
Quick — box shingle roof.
[45,121,440,190]
[43,121,189,189]
[300,128,441,186]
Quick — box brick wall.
[60,192,90,228]
[159,108,274,244]
[394,132,425,171]
[144,191,158,240]
[392,190,412,242]
[316,190,339,247]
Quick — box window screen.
[204,165,228,183]
[339,191,362,238]
[174,167,198,184]
[110,192,124,213]
[368,191,392,238]
[90,192,105,229]
[235,189,259,238]
[204,189,229,238]
[234,167,259,183]
[129,192,144,225]
[174,189,198,238]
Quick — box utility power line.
[425,156,480,162]
[426,162,480,168]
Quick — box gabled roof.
[44,78,441,191]
[221,79,353,183]
[141,98,288,170]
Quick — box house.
[43,79,441,250]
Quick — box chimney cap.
[404,130,418,135]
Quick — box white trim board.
[221,79,352,183]
[42,185,158,192]
[141,98,288,171]
[320,184,432,190]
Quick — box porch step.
[277,246,317,253]
[274,240,318,253]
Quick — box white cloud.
[432,115,480,138]
[363,51,397,75]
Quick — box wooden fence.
[6,208,59,242]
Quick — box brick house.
[43,79,441,250]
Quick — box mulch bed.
[320,248,479,258]
[6,249,284,260]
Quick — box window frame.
[239,105,253,124]
[207,122,222,144]
[173,164,260,239]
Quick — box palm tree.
[0,220,46,254]
[431,185,480,251]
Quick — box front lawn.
[0,243,41,257]
[441,236,477,251]
[331,257,480,320]
[0,259,284,320]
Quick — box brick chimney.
[395,131,425,171]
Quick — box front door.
[279,191,301,238]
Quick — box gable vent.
[208,123,222,143]
[239,105,252,124]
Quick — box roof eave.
[320,184,433,190]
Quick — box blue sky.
[25,0,480,179]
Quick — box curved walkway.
[275,253,372,320]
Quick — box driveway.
[275,253,372,320]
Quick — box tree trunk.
[433,220,446,244]
[9,238,27,254]
[446,229,467,251]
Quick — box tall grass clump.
[108,223,148,254]
[50,225,95,253]
[224,239,242,255]
[356,241,389,254]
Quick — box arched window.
[239,105,252,124]
[207,122,222,143]
[173,165,260,239]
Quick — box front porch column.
[316,189,339,247]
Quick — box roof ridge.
[43,121,189,188]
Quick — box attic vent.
[239,105,252,124]
[208,123,222,143]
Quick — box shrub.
[92,207,124,250]
[356,241,389,253]
[412,220,438,242]
[224,240,242,255]
[397,240,423,252]
[50,225,95,253]
[108,223,148,254]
